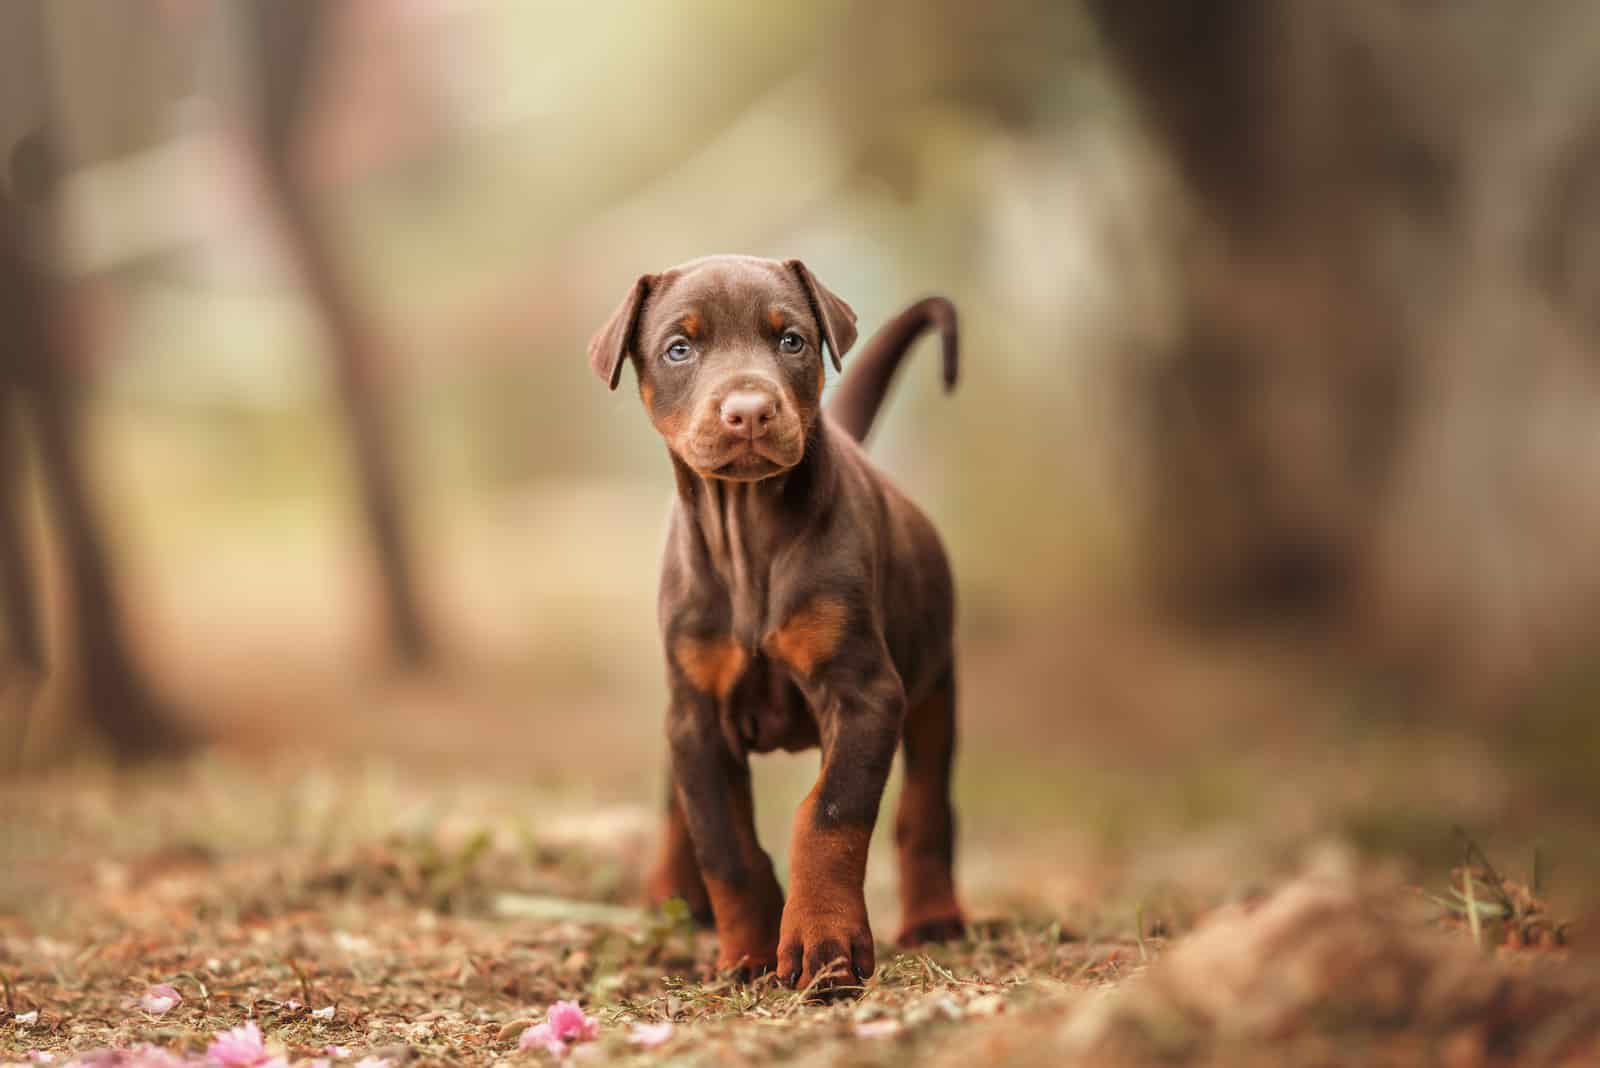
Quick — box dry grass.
[2,756,1597,1067]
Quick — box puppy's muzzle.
[681,375,804,478]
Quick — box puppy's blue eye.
[778,331,805,354]
[665,340,693,363]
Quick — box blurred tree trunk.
[1090,1,1600,695]
[1,189,188,760]
[0,233,43,693]
[0,368,43,688]
[1,0,196,761]
[244,0,434,669]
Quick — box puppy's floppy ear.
[587,274,653,390]
[785,259,857,372]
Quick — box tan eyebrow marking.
[766,309,786,332]
[681,313,702,339]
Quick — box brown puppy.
[588,254,963,993]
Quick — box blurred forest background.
[4,0,1600,927]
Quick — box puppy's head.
[588,255,857,481]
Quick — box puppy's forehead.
[647,256,809,326]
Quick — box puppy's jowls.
[588,254,963,995]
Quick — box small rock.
[968,993,1006,1017]
[855,1019,903,1039]
[496,1019,534,1042]
[904,995,963,1027]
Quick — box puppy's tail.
[827,296,958,443]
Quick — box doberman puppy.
[588,255,962,993]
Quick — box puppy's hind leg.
[645,769,714,926]
[895,666,966,945]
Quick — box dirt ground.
[5,605,1600,1066]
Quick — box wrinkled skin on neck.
[665,420,837,649]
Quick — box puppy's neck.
[670,419,840,641]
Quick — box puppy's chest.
[730,652,817,753]
[671,586,824,754]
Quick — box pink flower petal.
[545,1001,599,1043]
[99,1045,189,1068]
[140,984,183,1016]
[519,1022,565,1056]
[519,1001,600,1056]
[627,1021,675,1048]
[207,1021,268,1067]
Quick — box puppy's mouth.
[711,448,787,481]
[675,434,804,481]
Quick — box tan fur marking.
[641,382,656,411]
[681,313,702,339]
[766,597,849,675]
[766,308,786,332]
[674,635,747,697]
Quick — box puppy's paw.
[777,898,874,999]
[897,911,966,947]
[714,945,778,983]
[708,874,784,983]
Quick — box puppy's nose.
[720,390,778,438]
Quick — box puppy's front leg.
[774,655,904,993]
[667,695,785,978]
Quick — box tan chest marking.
[766,596,849,676]
[674,635,748,698]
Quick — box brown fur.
[780,790,875,986]
[691,766,785,977]
[591,254,964,996]
[645,788,712,923]
[894,679,964,944]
